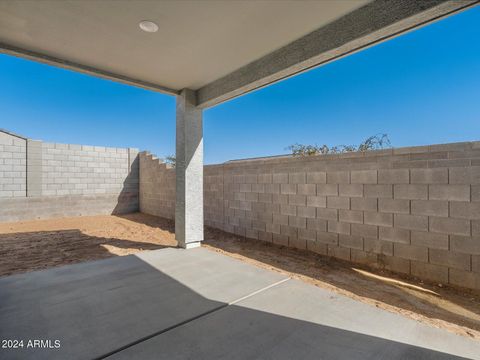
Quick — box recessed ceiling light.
[139,20,158,33]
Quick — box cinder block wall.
[0,130,139,222]
[139,153,175,219]
[0,131,27,198]
[41,142,136,197]
[139,141,480,290]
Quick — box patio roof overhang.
[0,0,478,247]
[1,0,477,108]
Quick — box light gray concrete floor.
[0,247,479,360]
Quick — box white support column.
[175,89,204,249]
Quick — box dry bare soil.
[0,213,479,340]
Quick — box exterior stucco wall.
[139,141,480,291]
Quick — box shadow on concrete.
[0,253,469,360]
[111,303,470,360]
[117,214,480,337]
[0,229,173,277]
[203,230,480,335]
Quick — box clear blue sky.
[1,6,479,164]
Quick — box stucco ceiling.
[0,0,370,92]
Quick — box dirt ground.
[1,213,479,341]
[0,213,177,276]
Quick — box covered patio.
[1,0,480,359]
[1,246,479,359]
[1,0,477,248]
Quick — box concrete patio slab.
[0,247,287,360]
[1,246,479,360]
[111,278,480,360]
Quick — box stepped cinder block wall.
[139,141,480,291]
[0,130,139,222]
[139,152,175,219]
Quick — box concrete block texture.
[40,141,136,198]
[364,237,393,256]
[135,140,480,290]
[351,197,377,211]
[365,184,393,198]
[450,201,480,220]
[411,231,448,250]
[297,183,316,195]
[394,184,427,200]
[394,214,428,231]
[317,231,337,245]
[339,234,363,250]
[307,218,327,232]
[378,198,409,214]
[429,217,470,236]
[449,166,480,184]
[410,261,448,284]
[328,221,350,235]
[378,169,409,184]
[26,139,42,197]
[410,168,448,184]
[449,269,480,290]
[327,196,349,209]
[473,255,480,274]
[4,138,479,289]
[351,223,378,238]
[306,171,326,184]
[351,170,377,184]
[307,195,326,208]
[364,211,392,227]
[429,185,470,202]
[327,171,349,184]
[394,243,428,262]
[339,209,363,224]
[339,184,363,197]
[411,200,448,217]
[0,130,139,219]
[0,131,26,197]
[429,249,471,271]
[450,235,480,255]
[0,193,138,222]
